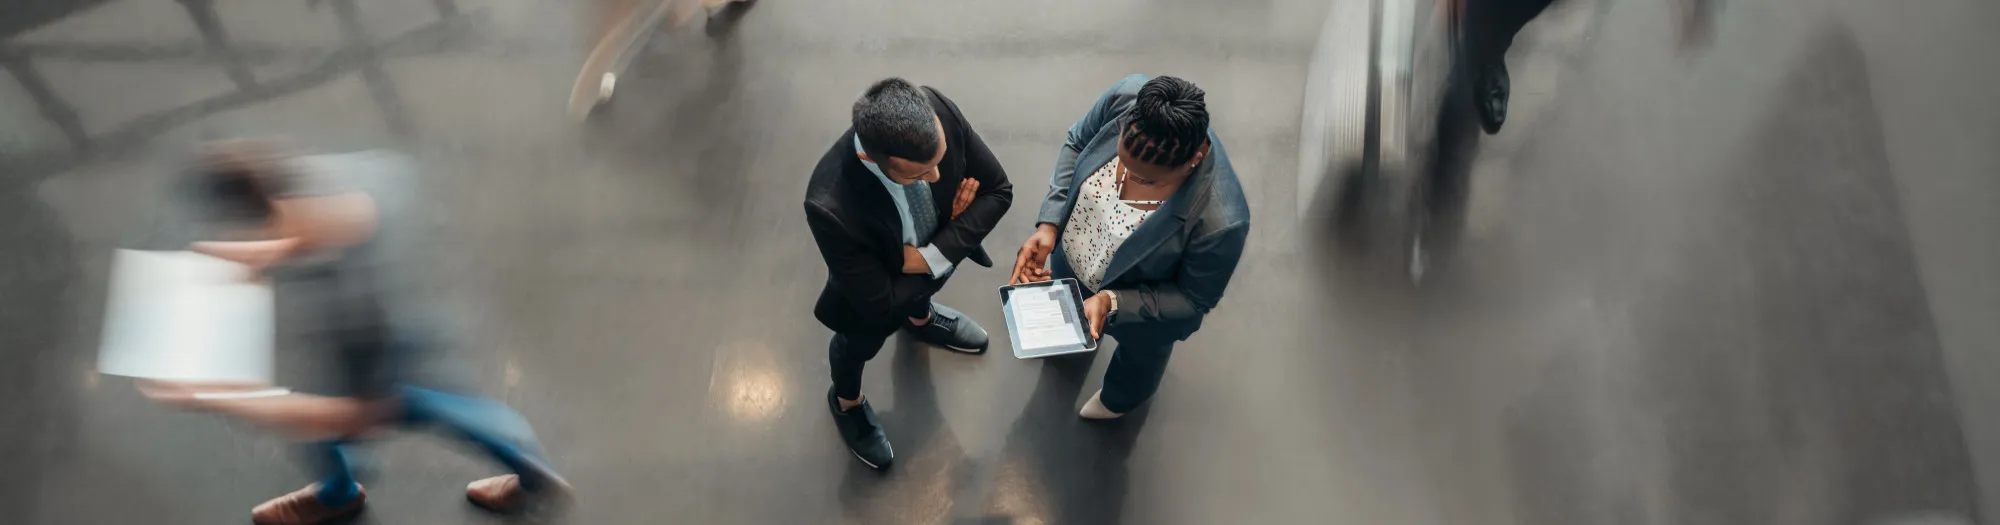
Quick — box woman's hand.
[1010,224,1059,284]
[1081,290,1114,339]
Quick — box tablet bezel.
[998,278,1100,359]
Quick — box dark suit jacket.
[805,86,1014,335]
[1038,74,1252,342]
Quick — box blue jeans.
[311,386,557,505]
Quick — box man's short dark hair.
[191,139,293,222]
[851,78,940,163]
[1122,76,1210,167]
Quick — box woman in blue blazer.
[1010,74,1251,419]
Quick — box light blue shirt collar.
[855,135,955,279]
[856,135,918,245]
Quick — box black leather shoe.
[1475,60,1510,134]
[908,304,988,354]
[827,388,893,469]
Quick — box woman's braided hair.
[1120,76,1209,167]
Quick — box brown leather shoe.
[251,484,364,525]
[465,474,572,514]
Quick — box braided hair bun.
[1122,76,1209,167]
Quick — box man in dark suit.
[803,78,1012,469]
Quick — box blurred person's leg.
[398,386,571,511]
[380,328,571,510]
[594,0,649,43]
[399,387,561,482]
[312,442,364,505]
[1675,0,1720,49]
[1089,330,1178,417]
[575,0,672,116]
[1464,0,1559,133]
[247,441,368,524]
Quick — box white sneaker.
[597,72,617,102]
[1079,390,1123,419]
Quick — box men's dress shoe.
[466,471,573,514]
[828,387,895,469]
[252,484,365,525]
[1079,389,1124,420]
[909,303,989,353]
[1475,60,1510,135]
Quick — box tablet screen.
[1012,281,1085,350]
[1000,279,1096,359]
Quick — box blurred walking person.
[1465,0,1720,133]
[141,141,572,524]
[572,0,755,118]
[1010,74,1250,419]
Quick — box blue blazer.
[1037,74,1252,342]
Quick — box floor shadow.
[0,4,470,185]
[0,174,87,521]
[1501,23,1978,525]
[0,0,116,38]
[701,0,758,39]
[836,333,967,524]
[985,353,1149,524]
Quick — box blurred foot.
[597,72,616,103]
[1474,60,1510,134]
[1079,390,1124,420]
[828,387,894,469]
[252,484,364,525]
[466,473,573,514]
[703,0,756,37]
[1675,0,1718,50]
[908,304,988,353]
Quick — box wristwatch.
[1103,290,1120,320]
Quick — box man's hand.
[1082,290,1114,340]
[901,245,930,274]
[135,379,274,411]
[1010,224,1058,284]
[190,238,302,276]
[950,179,981,219]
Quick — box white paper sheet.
[97,250,275,383]
[1010,282,1085,350]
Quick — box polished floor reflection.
[4,0,1999,523]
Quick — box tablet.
[98,250,276,383]
[999,278,1099,359]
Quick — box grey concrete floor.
[3,0,1998,524]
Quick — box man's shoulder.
[920,86,973,135]
[805,131,863,213]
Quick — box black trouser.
[828,303,933,401]
[1094,327,1178,414]
[1464,0,1558,69]
[829,332,888,402]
